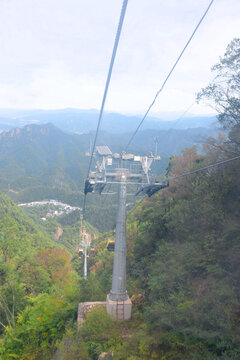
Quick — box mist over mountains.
[0,108,217,134]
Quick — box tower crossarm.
[84,147,162,194]
[135,179,169,197]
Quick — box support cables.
[168,155,240,182]
[125,0,215,152]
[170,101,196,129]
[83,0,129,215]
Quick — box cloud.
[0,0,238,114]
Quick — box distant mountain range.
[0,121,218,192]
[0,108,218,134]
[0,122,219,231]
[0,121,217,177]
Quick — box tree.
[0,293,76,360]
[36,248,74,289]
[197,38,240,160]
[197,38,240,130]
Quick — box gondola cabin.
[89,248,96,255]
[78,248,84,257]
[107,240,115,251]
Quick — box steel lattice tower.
[109,172,128,301]
[84,146,168,320]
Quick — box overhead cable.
[170,101,196,130]
[83,0,129,215]
[168,154,240,182]
[98,102,197,208]
[86,0,129,176]
[125,0,215,151]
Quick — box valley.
[19,199,82,221]
[0,37,239,360]
[0,121,217,232]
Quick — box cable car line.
[168,154,240,182]
[83,0,216,215]
[169,101,196,130]
[124,0,215,152]
[135,155,240,199]
[83,0,129,216]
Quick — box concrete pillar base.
[106,294,132,321]
[78,302,106,329]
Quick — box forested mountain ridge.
[0,122,88,178]
[0,122,217,232]
[0,122,213,180]
[0,122,216,178]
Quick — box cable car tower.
[85,146,168,320]
[78,213,92,279]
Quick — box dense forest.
[0,39,239,359]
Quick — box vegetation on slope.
[0,121,215,232]
[0,39,239,359]
[0,193,81,359]
[53,139,240,360]
[52,38,240,360]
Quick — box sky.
[0,0,239,118]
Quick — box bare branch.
[0,320,7,329]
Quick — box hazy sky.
[0,0,239,116]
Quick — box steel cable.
[168,154,240,182]
[125,0,215,151]
[83,0,129,215]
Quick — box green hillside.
[48,141,240,360]
[0,38,239,360]
[0,123,88,185]
[0,122,216,232]
[1,136,240,359]
[0,192,54,250]
[0,193,83,358]
[27,139,238,360]
[124,145,240,359]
